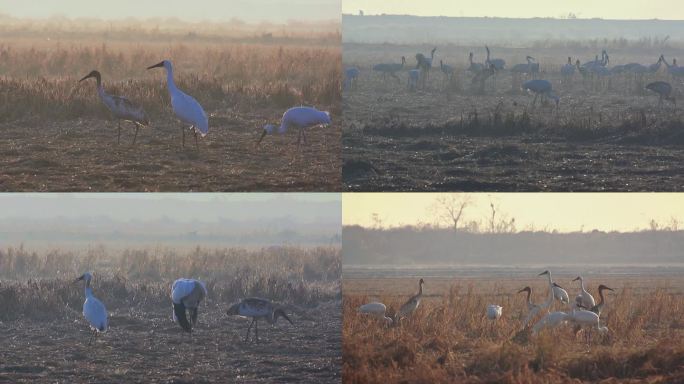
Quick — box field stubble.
[0,245,341,383]
[343,44,684,191]
[343,275,684,383]
[0,31,341,191]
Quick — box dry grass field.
[0,245,341,383]
[343,43,684,191]
[0,19,341,191]
[343,273,684,383]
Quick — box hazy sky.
[0,0,339,22]
[0,193,340,222]
[343,1,684,20]
[343,193,684,232]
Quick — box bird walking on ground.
[171,278,207,333]
[75,272,108,345]
[79,70,149,145]
[226,298,293,343]
[396,278,424,323]
[147,60,208,149]
[646,81,676,107]
[256,106,331,148]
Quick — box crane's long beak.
[572,277,580,282]
[79,74,92,82]
[537,271,548,276]
[517,288,526,293]
[147,61,165,70]
[255,129,267,147]
[74,275,84,283]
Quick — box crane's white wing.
[83,296,108,332]
[171,90,208,136]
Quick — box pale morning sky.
[343,0,683,20]
[343,193,684,232]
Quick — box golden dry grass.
[342,276,684,383]
[0,244,341,321]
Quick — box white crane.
[358,302,394,325]
[171,278,207,333]
[344,67,360,90]
[485,45,506,70]
[588,285,614,317]
[569,308,609,343]
[486,304,502,320]
[396,278,424,322]
[256,106,331,148]
[440,60,454,81]
[408,69,421,91]
[552,282,570,304]
[646,81,676,107]
[147,60,208,149]
[75,272,108,345]
[79,70,149,145]
[572,276,596,310]
[226,298,293,343]
[532,270,571,334]
[522,79,559,107]
[372,56,406,82]
[468,52,485,74]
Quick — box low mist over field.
[0,194,341,246]
[343,15,684,45]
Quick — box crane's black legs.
[181,126,185,148]
[117,121,121,145]
[255,319,259,343]
[88,329,96,346]
[194,131,199,151]
[245,318,254,342]
[132,123,139,145]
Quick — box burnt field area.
[0,245,342,383]
[343,43,684,191]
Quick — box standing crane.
[372,56,406,83]
[518,286,541,328]
[226,298,293,343]
[511,56,539,75]
[468,52,485,74]
[440,60,454,81]
[256,106,331,148]
[79,70,149,145]
[661,56,684,78]
[485,45,506,70]
[75,272,108,345]
[358,302,394,325]
[171,278,207,333]
[522,79,559,107]
[589,285,614,317]
[147,60,208,149]
[572,276,596,310]
[396,278,424,323]
[646,81,676,107]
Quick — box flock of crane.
[78,60,331,149]
[344,46,684,108]
[76,272,293,345]
[358,271,615,342]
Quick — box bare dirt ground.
[342,270,684,383]
[0,301,340,383]
[343,43,684,191]
[0,109,340,191]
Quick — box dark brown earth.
[0,108,340,192]
[0,301,341,383]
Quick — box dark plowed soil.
[0,302,341,383]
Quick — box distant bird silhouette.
[226,298,293,343]
[646,81,676,107]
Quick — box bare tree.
[430,194,472,231]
